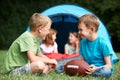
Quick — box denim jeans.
[92,67,112,78]
[56,65,64,73]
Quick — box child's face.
[68,33,77,43]
[78,23,91,39]
[52,34,57,42]
[39,22,51,40]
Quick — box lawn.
[0,50,120,80]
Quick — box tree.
[0,0,120,51]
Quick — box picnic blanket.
[44,53,79,60]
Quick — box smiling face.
[77,14,100,40]
[29,13,52,39]
[78,23,92,39]
[52,33,57,42]
[68,33,77,44]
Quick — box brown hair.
[29,13,52,31]
[70,32,79,39]
[43,28,57,45]
[78,14,99,32]
[68,31,80,44]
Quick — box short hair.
[29,13,52,31]
[43,28,57,45]
[78,14,100,32]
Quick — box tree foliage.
[0,0,120,50]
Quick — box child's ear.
[90,27,95,32]
[38,26,42,33]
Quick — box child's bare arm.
[103,55,112,68]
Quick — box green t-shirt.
[3,31,40,74]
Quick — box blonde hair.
[29,13,52,31]
[43,28,57,45]
[78,14,99,32]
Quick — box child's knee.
[102,67,112,77]
[93,67,112,78]
[36,61,46,70]
[30,61,46,73]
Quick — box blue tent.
[27,4,119,63]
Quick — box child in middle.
[64,31,80,54]
[40,28,58,54]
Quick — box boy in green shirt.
[3,13,58,76]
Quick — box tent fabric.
[27,4,119,63]
[42,5,110,43]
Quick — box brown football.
[64,59,89,76]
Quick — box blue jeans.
[56,65,64,73]
[92,67,112,78]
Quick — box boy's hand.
[48,59,58,68]
[52,59,58,67]
[49,64,56,69]
[86,65,97,75]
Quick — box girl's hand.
[75,39,79,47]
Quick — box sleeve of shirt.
[65,44,67,48]
[19,37,35,52]
[101,39,114,57]
[54,42,58,48]
[65,44,69,49]
[40,44,45,53]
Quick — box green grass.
[0,50,120,80]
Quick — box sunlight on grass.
[0,50,119,80]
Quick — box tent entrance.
[49,14,78,53]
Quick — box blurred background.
[0,0,120,52]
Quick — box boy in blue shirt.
[78,14,114,78]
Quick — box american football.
[64,59,89,76]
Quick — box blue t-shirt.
[80,37,114,67]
